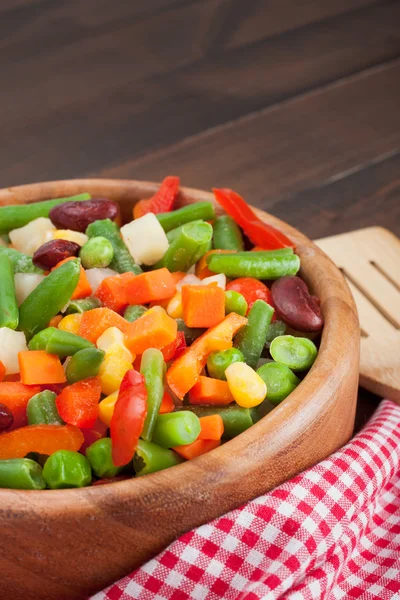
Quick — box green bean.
[86,438,124,478]
[0,193,91,234]
[270,335,318,371]
[0,254,19,329]
[207,250,300,279]
[0,246,42,274]
[140,349,166,441]
[213,215,244,251]
[257,362,300,405]
[134,439,183,476]
[86,219,142,275]
[29,327,94,357]
[178,405,253,439]
[80,236,114,269]
[235,300,274,369]
[224,290,248,316]
[155,221,213,272]
[65,296,102,315]
[124,305,147,323]
[265,320,286,346]
[176,319,205,345]
[42,450,92,489]
[27,390,64,425]
[0,458,46,490]
[65,347,105,383]
[19,258,81,340]
[151,412,201,448]
[157,202,216,232]
[207,348,245,381]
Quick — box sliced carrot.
[182,285,225,328]
[125,306,177,355]
[18,351,66,386]
[48,315,63,328]
[95,272,136,313]
[188,376,234,406]
[78,307,130,343]
[0,382,41,429]
[159,391,175,414]
[195,250,234,279]
[124,268,176,305]
[166,312,247,400]
[0,361,5,382]
[52,257,92,299]
[56,377,101,429]
[173,439,221,460]
[0,424,84,459]
[198,415,224,440]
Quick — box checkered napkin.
[93,400,400,600]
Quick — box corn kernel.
[99,355,132,395]
[58,313,82,335]
[167,293,183,319]
[53,229,88,246]
[97,327,135,362]
[225,362,267,408]
[98,391,119,427]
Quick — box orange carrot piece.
[3,373,21,382]
[56,377,101,429]
[173,439,221,460]
[149,274,186,309]
[182,285,225,328]
[124,268,176,305]
[95,272,136,313]
[78,307,130,343]
[18,351,66,386]
[0,361,5,382]
[159,391,175,414]
[198,415,224,440]
[48,315,63,328]
[195,250,234,279]
[166,313,247,400]
[0,382,41,429]
[125,307,177,355]
[188,376,234,406]
[0,424,84,459]
[52,257,92,299]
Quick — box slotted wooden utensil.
[316,227,400,403]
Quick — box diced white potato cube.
[176,274,202,291]
[14,273,45,306]
[9,218,56,256]
[0,328,28,374]
[202,274,226,289]
[121,213,169,266]
[85,268,118,293]
[53,230,88,246]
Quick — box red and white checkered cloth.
[93,399,400,600]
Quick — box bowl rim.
[0,178,359,509]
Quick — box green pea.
[80,236,114,269]
[270,335,318,371]
[257,362,300,405]
[207,348,245,380]
[86,438,124,478]
[151,412,201,448]
[224,290,248,316]
[43,450,92,489]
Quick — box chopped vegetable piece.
[0,254,19,329]
[98,391,118,427]
[198,415,224,440]
[213,215,244,251]
[65,296,102,315]
[152,411,201,448]
[85,267,118,293]
[257,362,300,405]
[0,458,46,490]
[224,290,248,317]
[52,257,92,300]
[0,382,41,430]
[206,348,245,381]
[270,335,318,371]
[78,307,130,343]
[140,349,166,441]
[226,278,273,314]
[80,236,114,269]
[0,361,5,382]
[176,319,205,345]
[58,313,82,335]
[225,362,267,408]
[14,273,46,306]
[99,355,133,395]
[265,320,286,345]
[133,176,180,219]
[125,268,176,305]
[173,439,221,460]
[53,230,88,246]
[125,306,177,356]
[43,450,91,489]
[29,327,94,357]
[159,391,175,414]
[134,439,182,476]
[95,272,135,312]
[79,418,108,454]
[195,250,234,280]
[9,218,56,256]
[121,213,169,266]
[56,377,101,428]
[189,376,234,406]
[0,246,42,274]
[177,405,254,439]
[124,304,147,323]
[155,221,213,272]
[27,390,64,425]
[207,250,300,280]
[0,404,13,431]
[18,350,66,385]
[0,328,28,375]
[235,300,274,369]
[156,202,215,233]
[0,424,84,459]
[86,219,142,274]
[182,284,225,328]
[86,438,124,478]
[65,348,105,384]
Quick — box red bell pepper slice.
[134,176,180,218]
[110,369,148,466]
[226,278,274,315]
[213,188,295,250]
[161,331,186,362]
[56,377,101,429]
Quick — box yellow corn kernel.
[58,313,83,335]
[167,293,183,319]
[53,229,88,246]
[98,391,119,427]
[97,327,135,362]
[225,362,266,408]
[99,355,132,396]
[106,343,134,363]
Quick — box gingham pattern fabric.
[93,400,400,600]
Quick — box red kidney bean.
[271,276,323,333]
[32,239,80,270]
[0,403,13,432]
[49,199,119,232]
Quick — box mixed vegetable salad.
[0,177,323,490]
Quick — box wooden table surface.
[2,0,400,427]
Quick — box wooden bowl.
[0,179,359,600]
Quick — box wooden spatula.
[316,227,400,403]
